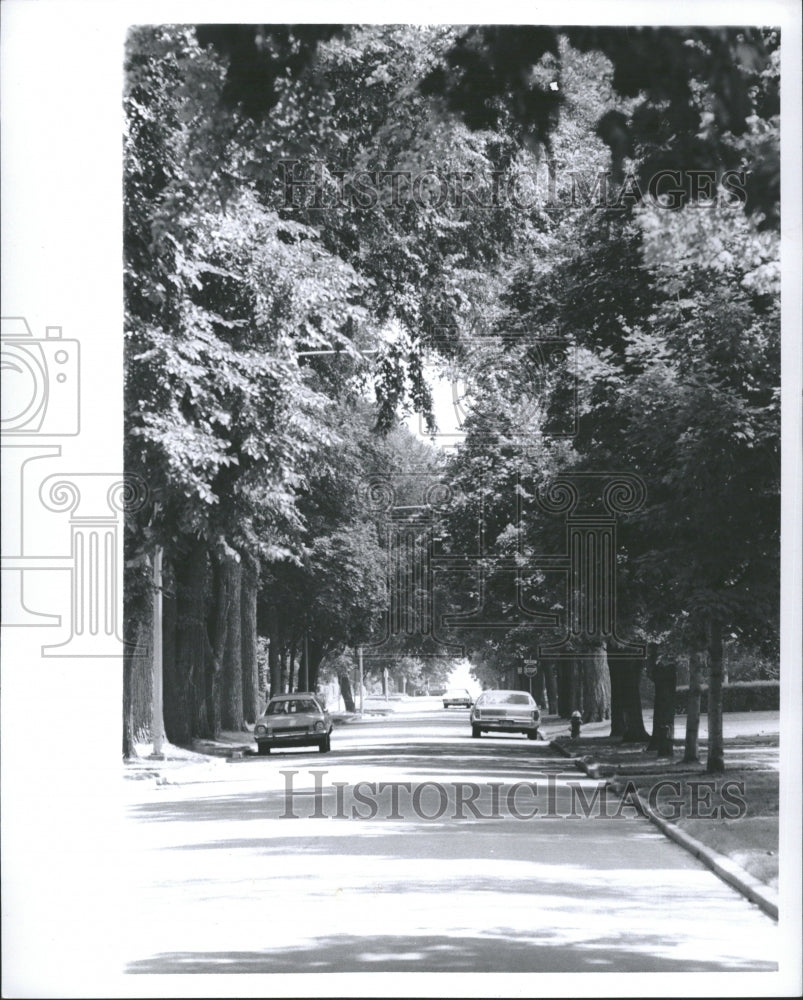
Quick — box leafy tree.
[125,26,371,741]
[423,26,780,227]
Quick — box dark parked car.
[254,693,332,754]
[470,690,543,740]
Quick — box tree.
[435,30,780,753]
[125,26,371,741]
[423,26,780,228]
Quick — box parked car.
[470,690,543,740]
[254,693,332,754]
[443,688,473,709]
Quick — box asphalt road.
[123,709,777,974]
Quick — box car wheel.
[319,735,331,753]
[527,730,538,740]
[472,725,481,738]
[257,743,271,756]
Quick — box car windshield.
[446,690,469,696]
[267,699,319,715]
[479,692,531,706]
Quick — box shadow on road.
[127,931,776,974]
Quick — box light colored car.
[443,688,473,708]
[254,693,332,755]
[470,689,543,740]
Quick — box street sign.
[523,666,538,677]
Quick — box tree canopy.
[124,23,780,772]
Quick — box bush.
[674,680,779,714]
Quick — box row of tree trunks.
[157,540,260,745]
[549,648,611,722]
[545,632,724,766]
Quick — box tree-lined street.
[124,710,776,974]
[123,24,780,776]
[115,19,790,990]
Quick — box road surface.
[123,709,777,974]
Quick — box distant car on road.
[254,693,332,754]
[470,690,543,740]
[443,688,473,708]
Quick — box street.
[122,709,777,974]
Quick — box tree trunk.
[684,650,704,762]
[648,645,677,756]
[220,552,245,732]
[581,643,610,723]
[241,554,259,727]
[646,642,659,751]
[609,658,625,739]
[338,670,356,712]
[532,663,547,708]
[621,660,650,743]
[131,615,153,741]
[267,606,281,697]
[169,541,208,742]
[307,636,325,692]
[206,547,233,739]
[124,608,153,754]
[556,661,572,717]
[543,661,558,715]
[122,650,138,759]
[288,639,297,693]
[221,552,243,731]
[706,619,725,773]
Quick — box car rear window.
[267,699,320,714]
[479,692,531,706]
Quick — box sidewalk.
[123,711,382,787]
[548,711,780,919]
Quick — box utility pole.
[303,630,309,691]
[149,545,165,760]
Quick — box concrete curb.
[613,778,779,921]
[553,742,779,922]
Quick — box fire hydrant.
[569,711,582,739]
